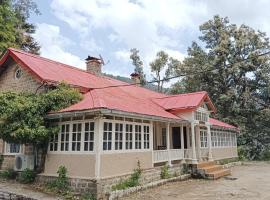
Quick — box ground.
[121,162,270,200]
[0,162,269,199]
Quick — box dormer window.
[15,68,22,79]
[195,111,208,122]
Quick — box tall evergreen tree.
[171,15,270,159]
[0,0,40,54]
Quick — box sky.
[29,0,270,82]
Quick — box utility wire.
[91,50,270,90]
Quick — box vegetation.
[46,165,69,193]
[160,164,171,179]
[112,161,142,191]
[0,83,82,171]
[0,168,17,179]
[169,15,270,160]
[17,168,36,183]
[0,0,40,54]
[130,48,147,85]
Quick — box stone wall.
[37,164,184,200]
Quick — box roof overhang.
[47,108,185,123]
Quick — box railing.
[153,149,184,163]
[169,149,184,160]
[184,149,193,159]
[153,150,169,163]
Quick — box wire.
[91,50,270,90]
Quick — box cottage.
[0,48,238,197]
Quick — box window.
[161,128,167,147]
[115,123,123,150]
[143,125,150,149]
[211,129,237,148]
[126,124,133,150]
[84,122,95,151]
[135,125,142,149]
[14,68,22,79]
[195,111,208,122]
[6,143,21,154]
[49,134,58,151]
[200,129,208,148]
[60,124,70,151]
[103,122,112,150]
[72,123,82,151]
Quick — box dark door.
[172,127,181,149]
[183,126,188,149]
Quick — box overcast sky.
[30,0,270,80]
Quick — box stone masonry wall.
[0,61,43,93]
[37,164,184,200]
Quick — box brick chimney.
[130,72,141,86]
[85,55,102,75]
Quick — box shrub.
[160,164,171,179]
[47,165,69,193]
[80,193,96,200]
[0,155,3,167]
[181,164,189,175]
[0,168,17,179]
[112,161,142,191]
[17,168,36,183]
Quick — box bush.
[17,168,36,183]
[112,161,142,191]
[80,193,96,200]
[181,164,189,175]
[47,165,69,193]
[0,168,17,179]
[160,164,171,179]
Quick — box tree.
[150,51,178,92]
[0,0,40,54]
[0,83,82,171]
[130,48,147,85]
[171,15,270,159]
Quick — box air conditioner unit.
[14,155,34,171]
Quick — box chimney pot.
[85,55,102,75]
[130,72,141,86]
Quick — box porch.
[153,121,212,165]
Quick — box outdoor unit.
[14,155,34,171]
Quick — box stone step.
[196,161,215,168]
[206,169,231,180]
[200,165,223,173]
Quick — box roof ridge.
[154,91,207,100]
[8,48,92,75]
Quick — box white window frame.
[200,129,208,148]
[71,123,82,151]
[115,123,123,150]
[48,119,95,154]
[4,142,22,155]
[84,122,95,151]
[210,129,237,148]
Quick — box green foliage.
[171,15,270,159]
[150,51,180,93]
[181,164,189,175]
[0,0,40,54]
[80,193,96,200]
[112,161,142,191]
[0,168,17,179]
[0,155,3,167]
[160,164,171,179]
[130,48,147,85]
[46,165,69,193]
[0,83,81,146]
[17,168,35,183]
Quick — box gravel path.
[121,162,270,200]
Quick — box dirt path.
[0,179,60,200]
[121,162,270,200]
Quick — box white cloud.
[33,23,85,69]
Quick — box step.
[200,165,223,173]
[206,169,231,180]
[196,161,216,168]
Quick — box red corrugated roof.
[152,91,217,112]
[209,118,238,130]
[0,48,236,128]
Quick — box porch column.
[196,126,201,161]
[180,124,185,163]
[150,121,154,167]
[191,122,198,164]
[166,122,172,166]
[207,123,213,161]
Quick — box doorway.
[172,127,181,149]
